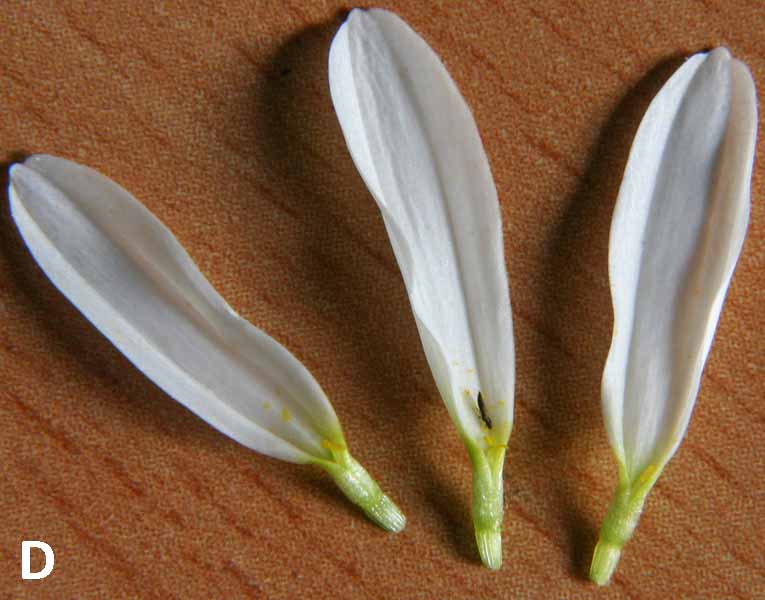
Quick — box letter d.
[21,541,54,580]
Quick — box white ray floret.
[9,154,405,533]
[590,48,757,584]
[329,8,515,569]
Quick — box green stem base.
[590,468,658,585]
[315,445,406,533]
[468,442,506,570]
[590,539,624,586]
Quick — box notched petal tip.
[8,162,35,197]
[708,45,731,62]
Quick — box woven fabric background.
[1,1,763,598]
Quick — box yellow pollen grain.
[280,408,292,422]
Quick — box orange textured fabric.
[1,1,763,598]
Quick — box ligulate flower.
[329,9,515,569]
[9,154,405,533]
[590,48,757,584]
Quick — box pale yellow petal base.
[468,441,506,570]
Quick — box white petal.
[329,9,514,443]
[9,155,344,464]
[602,48,757,480]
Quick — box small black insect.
[477,391,492,429]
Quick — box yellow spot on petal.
[483,434,507,449]
[467,368,474,374]
[275,386,286,398]
[321,439,345,453]
[280,408,292,422]
[263,402,272,412]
